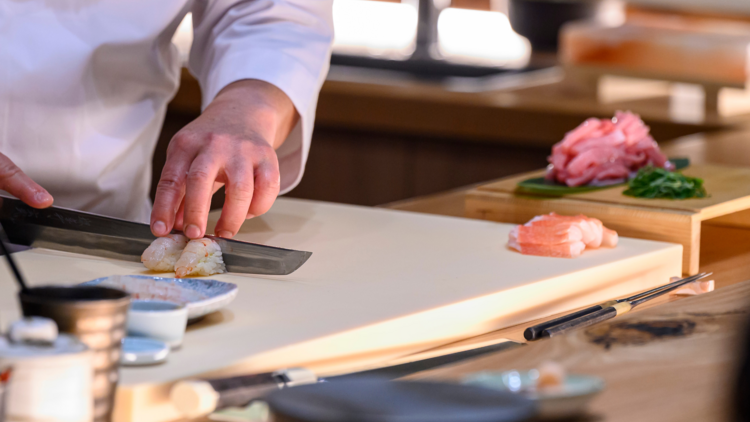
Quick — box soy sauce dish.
[127,300,188,349]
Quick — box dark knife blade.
[205,235,311,275]
[0,195,312,275]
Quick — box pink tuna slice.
[508,237,587,258]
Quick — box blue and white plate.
[82,275,238,320]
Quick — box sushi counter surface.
[0,198,684,422]
[384,185,750,422]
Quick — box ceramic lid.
[121,337,169,366]
[0,334,87,358]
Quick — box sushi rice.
[174,238,227,278]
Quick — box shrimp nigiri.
[141,234,189,272]
[174,238,226,278]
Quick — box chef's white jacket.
[0,0,333,222]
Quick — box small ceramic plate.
[121,337,170,366]
[463,370,605,419]
[82,275,238,320]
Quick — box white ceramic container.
[127,300,188,349]
[0,333,93,422]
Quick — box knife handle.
[524,302,614,341]
[170,368,317,418]
[542,302,632,338]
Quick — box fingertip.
[185,224,202,239]
[30,191,53,208]
[151,220,168,237]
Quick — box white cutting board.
[0,198,682,422]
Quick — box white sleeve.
[189,0,333,194]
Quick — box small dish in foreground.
[121,337,170,366]
[463,370,604,419]
[81,275,238,320]
[128,300,189,349]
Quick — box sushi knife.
[523,272,710,341]
[170,338,523,418]
[542,272,711,338]
[0,195,312,275]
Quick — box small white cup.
[127,300,188,349]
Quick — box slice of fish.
[508,213,619,258]
[511,224,583,245]
[508,237,586,259]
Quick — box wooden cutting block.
[0,199,682,422]
[466,164,750,275]
[560,21,750,88]
[559,20,750,112]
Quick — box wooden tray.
[466,164,750,275]
[0,199,682,422]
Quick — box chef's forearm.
[207,79,300,150]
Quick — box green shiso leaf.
[515,158,690,196]
[623,167,707,200]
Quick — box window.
[332,0,531,76]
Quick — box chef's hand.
[151,79,298,239]
[0,153,53,208]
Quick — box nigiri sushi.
[174,238,226,278]
[141,234,189,272]
[508,213,618,258]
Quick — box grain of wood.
[406,279,750,422]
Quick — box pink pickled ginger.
[547,111,673,187]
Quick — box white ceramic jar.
[0,333,93,422]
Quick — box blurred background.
[161,0,750,209]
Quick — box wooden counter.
[407,278,750,422]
